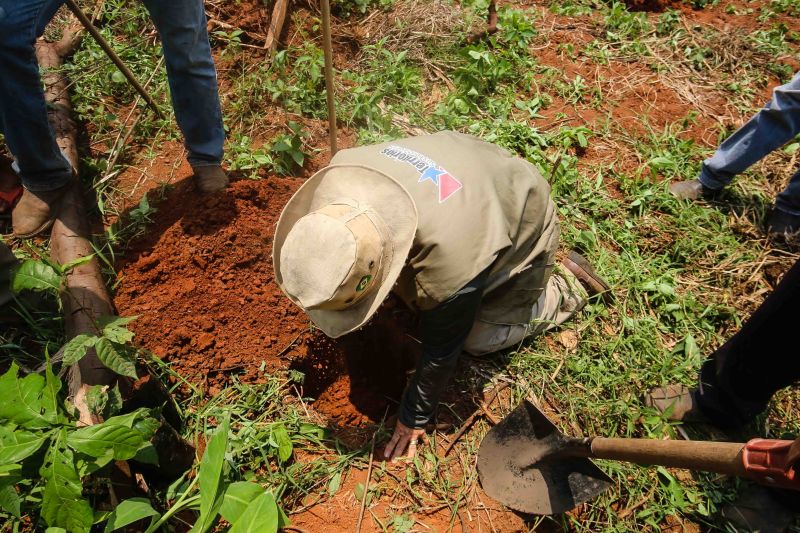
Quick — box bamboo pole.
[320,0,338,155]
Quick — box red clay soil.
[114,176,415,430]
[623,0,688,12]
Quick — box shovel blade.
[477,400,612,515]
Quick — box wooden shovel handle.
[590,438,747,477]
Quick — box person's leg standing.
[695,258,800,428]
[0,0,72,192]
[699,72,800,192]
[140,0,227,191]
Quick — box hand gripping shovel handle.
[590,437,800,490]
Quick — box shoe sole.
[563,252,613,303]
[13,216,56,239]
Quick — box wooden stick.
[355,433,376,533]
[319,0,338,155]
[444,383,509,456]
[264,0,290,55]
[64,0,164,119]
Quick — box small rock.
[195,332,215,352]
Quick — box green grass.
[3,0,800,530]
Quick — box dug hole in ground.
[115,175,423,438]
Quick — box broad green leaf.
[11,260,61,294]
[132,416,160,442]
[0,464,21,477]
[66,422,145,461]
[99,409,158,441]
[0,363,51,429]
[106,384,123,417]
[46,528,68,533]
[111,71,126,84]
[272,424,292,463]
[133,443,159,465]
[0,466,22,517]
[95,338,137,379]
[103,498,160,533]
[327,471,342,497]
[41,431,95,533]
[85,385,108,418]
[228,492,278,533]
[220,481,265,523]
[191,417,230,533]
[62,335,98,366]
[0,425,49,464]
[102,328,134,345]
[59,254,94,273]
[42,359,62,424]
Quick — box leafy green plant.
[266,45,327,118]
[270,122,310,175]
[333,0,394,17]
[0,362,159,532]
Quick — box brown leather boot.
[668,179,717,201]
[192,164,229,193]
[645,384,709,423]
[12,184,70,238]
[561,251,613,303]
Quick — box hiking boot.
[12,184,70,238]
[720,485,796,533]
[767,208,800,239]
[561,251,613,303]
[645,384,708,423]
[668,179,716,201]
[192,164,229,193]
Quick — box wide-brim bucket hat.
[273,164,418,338]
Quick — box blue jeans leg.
[0,0,73,192]
[775,168,800,215]
[140,0,225,167]
[699,72,800,203]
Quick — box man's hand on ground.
[384,420,426,461]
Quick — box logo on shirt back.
[379,146,463,203]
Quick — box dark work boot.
[192,164,229,193]
[562,251,613,303]
[645,385,709,423]
[767,208,800,238]
[12,184,70,239]
[668,179,717,201]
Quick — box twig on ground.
[617,486,656,519]
[355,432,376,533]
[444,382,510,456]
[282,527,311,533]
[97,56,165,188]
[277,327,311,358]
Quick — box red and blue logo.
[381,146,463,203]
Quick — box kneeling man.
[274,131,609,459]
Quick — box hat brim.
[273,164,418,338]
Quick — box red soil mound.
[114,177,414,430]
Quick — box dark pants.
[697,259,800,428]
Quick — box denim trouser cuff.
[697,165,728,192]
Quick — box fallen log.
[36,23,118,426]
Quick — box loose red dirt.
[114,175,415,430]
